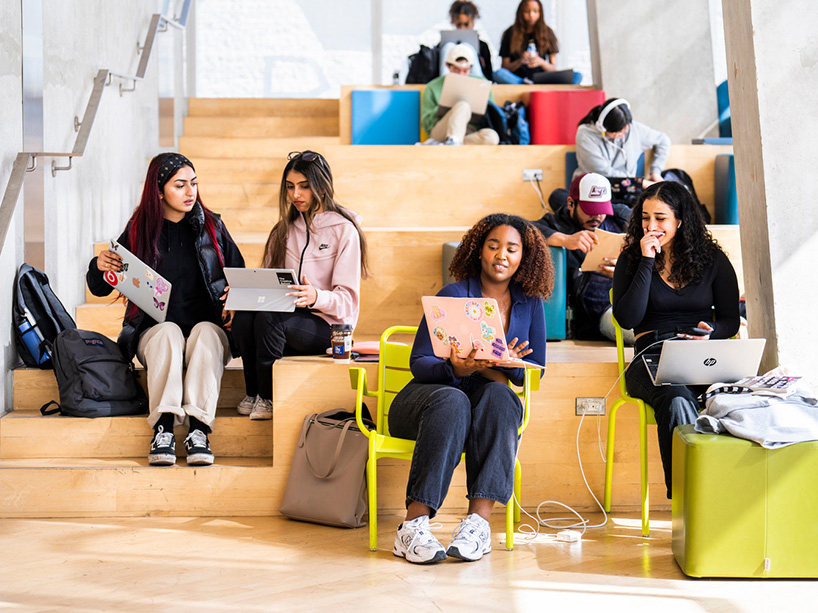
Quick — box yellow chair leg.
[367,445,378,551]
[604,400,622,512]
[514,459,522,523]
[640,406,650,537]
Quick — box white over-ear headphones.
[595,98,631,134]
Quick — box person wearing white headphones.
[574,98,670,185]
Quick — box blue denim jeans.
[232,310,331,400]
[388,375,523,517]
[625,335,704,498]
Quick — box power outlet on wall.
[576,397,606,416]
[522,168,543,182]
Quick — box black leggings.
[232,310,331,400]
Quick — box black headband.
[157,153,195,189]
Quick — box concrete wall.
[723,0,818,377]
[40,0,160,315]
[590,0,719,143]
[0,0,25,413]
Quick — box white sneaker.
[393,516,447,564]
[237,395,257,416]
[249,397,273,420]
[446,513,492,561]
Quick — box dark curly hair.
[449,214,554,300]
[622,181,721,286]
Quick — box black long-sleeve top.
[612,249,740,339]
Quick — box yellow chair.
[350,325,539,551]
[603,306,656,537]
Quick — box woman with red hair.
[87,153,244,467]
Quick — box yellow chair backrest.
[377,326,417,437]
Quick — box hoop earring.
[678,221,682,228]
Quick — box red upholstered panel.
[529,90,607,145]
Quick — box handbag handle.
[301,415,356,480]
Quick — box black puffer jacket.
[87,203,245,359]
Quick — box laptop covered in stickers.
[420,296,545,369]
[104,240,172,323]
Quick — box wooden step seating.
[2,341,669,518]
[185,144,731,227]
[185,98,340,138]
[3,98,739,520]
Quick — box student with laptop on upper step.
[420,43,499,146]
[230,151,368,420]
[87,153,245,467]
[612,181,740,498]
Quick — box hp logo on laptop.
[703,357,717,367]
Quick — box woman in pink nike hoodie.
[231,151,369,420]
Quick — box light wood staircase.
[2,96,738,519]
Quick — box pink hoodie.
[284,210,362,328]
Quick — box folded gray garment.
[695,385,818,448]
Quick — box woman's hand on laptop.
[507,337,532,360]
[96,250,122,273]
[219,287,234,330]
[286,275,318,308]
[450,345,494,378]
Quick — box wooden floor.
[0,511,811,612]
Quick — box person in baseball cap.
[419,43,499,146]
[532,172,633,343]
[570,172,614,217]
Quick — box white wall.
[590,0,718,143]
[40,0,161,315]
[0,0,25,413]
[194,0,593,97]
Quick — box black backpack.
[662,168,712,223]
[406,44,440,84]
[40,328,148,418]
[13,263,76,369]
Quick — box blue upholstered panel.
[351,89,420,145]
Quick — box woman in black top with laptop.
[612,181,740,497]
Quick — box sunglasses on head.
[288,150,323,164]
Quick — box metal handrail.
[0,6,189,254]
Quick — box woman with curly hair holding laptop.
[390,213,553,564]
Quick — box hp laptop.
[643,338,766,386]
[105,240,172,323]
[223,268,297,312]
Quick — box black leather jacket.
[86,203,245,359]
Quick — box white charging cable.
[512,338,667,544]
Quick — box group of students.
[421,0,567,146]
[88,151,367,466]
[442,0,564,85]
[87,128,737,565]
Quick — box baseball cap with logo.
[569,172,613,216]
[445,43,476,68]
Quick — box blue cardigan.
[410,277,546,387]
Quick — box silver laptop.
[223,268,297,312]
[643,338,766,386]
[437,72,491,121]
[105,240,172,323]
[439,29,480,51]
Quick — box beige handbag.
[280,409,373,528]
